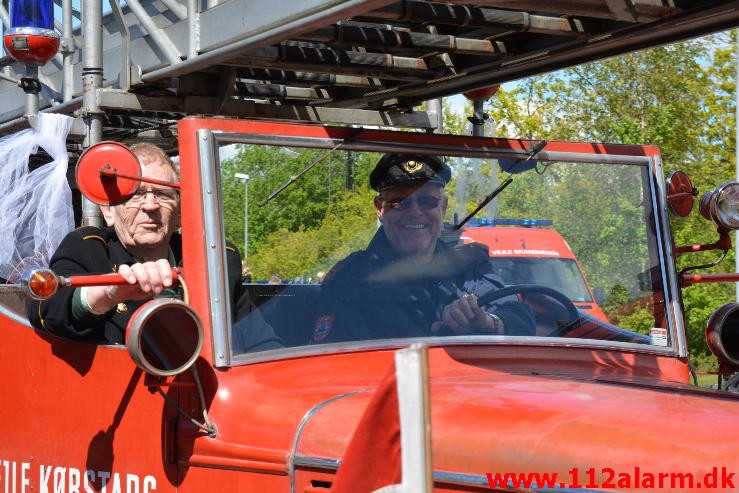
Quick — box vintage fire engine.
[2,1,739,492]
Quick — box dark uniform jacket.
[27,226,173,344]
[311,227,535,344]
[27,226,281,350]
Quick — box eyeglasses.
[383,195,442,211]
[125,189,179,208]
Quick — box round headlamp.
[699,182,739,231]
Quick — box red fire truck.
[1,1,739,492]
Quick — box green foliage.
[682,282,734,358]
[247,187,377,280]
[485,35,737,371]
[221,145,380,279]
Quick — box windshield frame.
[185,122,684,367]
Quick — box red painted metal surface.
[0,318,179,492]
[682,272,739,286]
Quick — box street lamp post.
[234,173,250,260]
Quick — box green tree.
[485,35,737,368]
[221,145,381,279]
[247,187,377,280]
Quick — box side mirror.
[592,285,606,306]
[706,303,739,373]
[76,141,142,205]
[665,171,697,218]
[76,141,180,206]
[126,298,204,377]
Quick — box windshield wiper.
[259,128,364,206]
[453,139,547,230]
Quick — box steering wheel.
[476,284,581,337]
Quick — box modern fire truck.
[460,218,609,321]
[2,1,739,492]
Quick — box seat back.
[246,283,321,346]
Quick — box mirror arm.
[667,191,699,200]
[675,228,732,254]
[100,164,181,189]
[681,272,739,287]
[149,366,217,438]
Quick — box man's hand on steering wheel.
[431,293,504,335]
[476,284,581,337]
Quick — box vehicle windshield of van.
[218,142,667,358]
[488,257,592,302]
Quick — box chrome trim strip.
[291,458,602,493]
[197,129,233,367]
[289,390,364,493]
[0,285,33,326]
[292,455,341,470]
[433,470,492,488]
[0,307,30,326]
[214,132,654,166]
[230,334,674,366]
[651,154,689,356]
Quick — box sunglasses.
[383,195,442,211]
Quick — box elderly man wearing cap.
[311,153,535,344]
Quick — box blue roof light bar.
[466,218,553,227]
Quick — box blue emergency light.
[3,0,59,64]
[10,0,54,29]
[468,218,553,227]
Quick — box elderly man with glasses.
[311,153,535,344]
[28,143,280,350]
[27,143,184,344]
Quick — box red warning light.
[3,30,59,64]
[463,85,500,100]
[3,0,59,64]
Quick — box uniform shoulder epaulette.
[82,234,108,246]
[76,226,110,252]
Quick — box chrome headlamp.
[700,182,739,231]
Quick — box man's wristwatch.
[487,312,504,333]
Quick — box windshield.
[488,257,593,303]
[205,130,674,360]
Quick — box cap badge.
[402,160,422,173]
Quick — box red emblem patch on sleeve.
[313,315,335,342]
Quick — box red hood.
[183,345,739,491]
[294,347,739,490]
